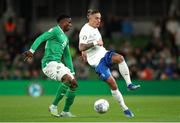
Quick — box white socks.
[118,61,132,86]
[111,89,128,111]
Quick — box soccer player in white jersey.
[79,9,140,117]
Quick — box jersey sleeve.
[30,31,53,53]
[63,45,75,74]
[79,29,90,44]
[79,28,99,44]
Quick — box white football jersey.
[79,23,107,67]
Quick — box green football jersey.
[30,25,75,74]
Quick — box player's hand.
[23,50,33,61]
[97,40,103,46]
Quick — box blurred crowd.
[0,14,180,81]
[102,14,180,80]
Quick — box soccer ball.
[94,99,109,114]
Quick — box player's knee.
[112,54,124,63]
[109,82,117,90]
[117,54,124,63]
[106,76,117,90]
[111,85,117,90]
[62,75,78,89]
[69,79,78,90]
[62,74,72,86]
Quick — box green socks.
[63,90,76,112]
[52,83,76,112]
[52,84,68,106]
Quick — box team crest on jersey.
[62,41,67,48]
[82,35,87,40]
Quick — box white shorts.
[42,61,74,81]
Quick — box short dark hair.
[57,14,71,23]
[87,9,100,18]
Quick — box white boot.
[49,105,60,117]
[60,111,76,117]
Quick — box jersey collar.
[58,25,65,33]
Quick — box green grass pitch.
[0,95,180,122]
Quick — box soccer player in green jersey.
[23,14,78,117]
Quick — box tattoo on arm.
[79,43,94,51]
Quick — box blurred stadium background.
[0,0,180,122]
